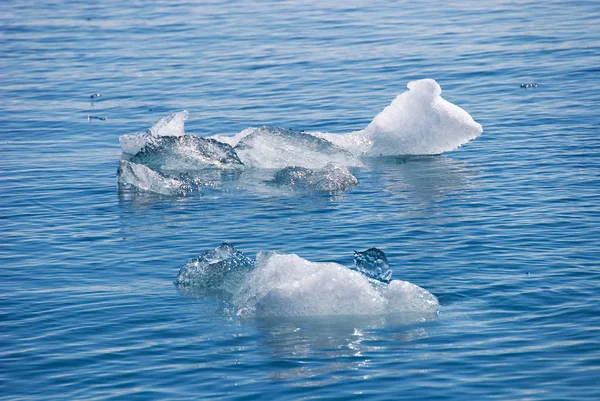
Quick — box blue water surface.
[1,0,600,399]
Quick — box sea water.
[1,0,600,400]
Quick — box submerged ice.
[271,163,358,192]
[175,243,439,317]
[117,79,481,194]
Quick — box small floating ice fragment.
[520,83,538,88]
[271,162,358,192]
[353,248,393,283]
[88,115,106,121]
[90,93,101,99]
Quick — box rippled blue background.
[2,0,599,399]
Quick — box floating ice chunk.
[129,135,244,173]
[271,162,358,192]
[353,248,393,283]
[383,280,440,313]
[234,127,361,169]
[117,160,185,195]
[175,243,255,293]
[358,79,483,156]
[120,111,189,155]
[177,245,439,317]
[233,252,386,317]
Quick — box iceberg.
[129,135,244,174]
[233,126,361,169]
[271,162,358,192]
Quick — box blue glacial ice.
[120,110,189,156]
[271,162,358,192]
[174,243,255,293]
[129,135,244,174]
[176,244,439,317]
[352,248,393,283]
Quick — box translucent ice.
[271,162,358,192]
[117,160,185,195]
[130,135,244,173]
[353,248,393,283]
[175,243,255,293]
[230,251,439,317]
[232,252,386,317]
[120,110,189,155]
[233,126,361,169]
